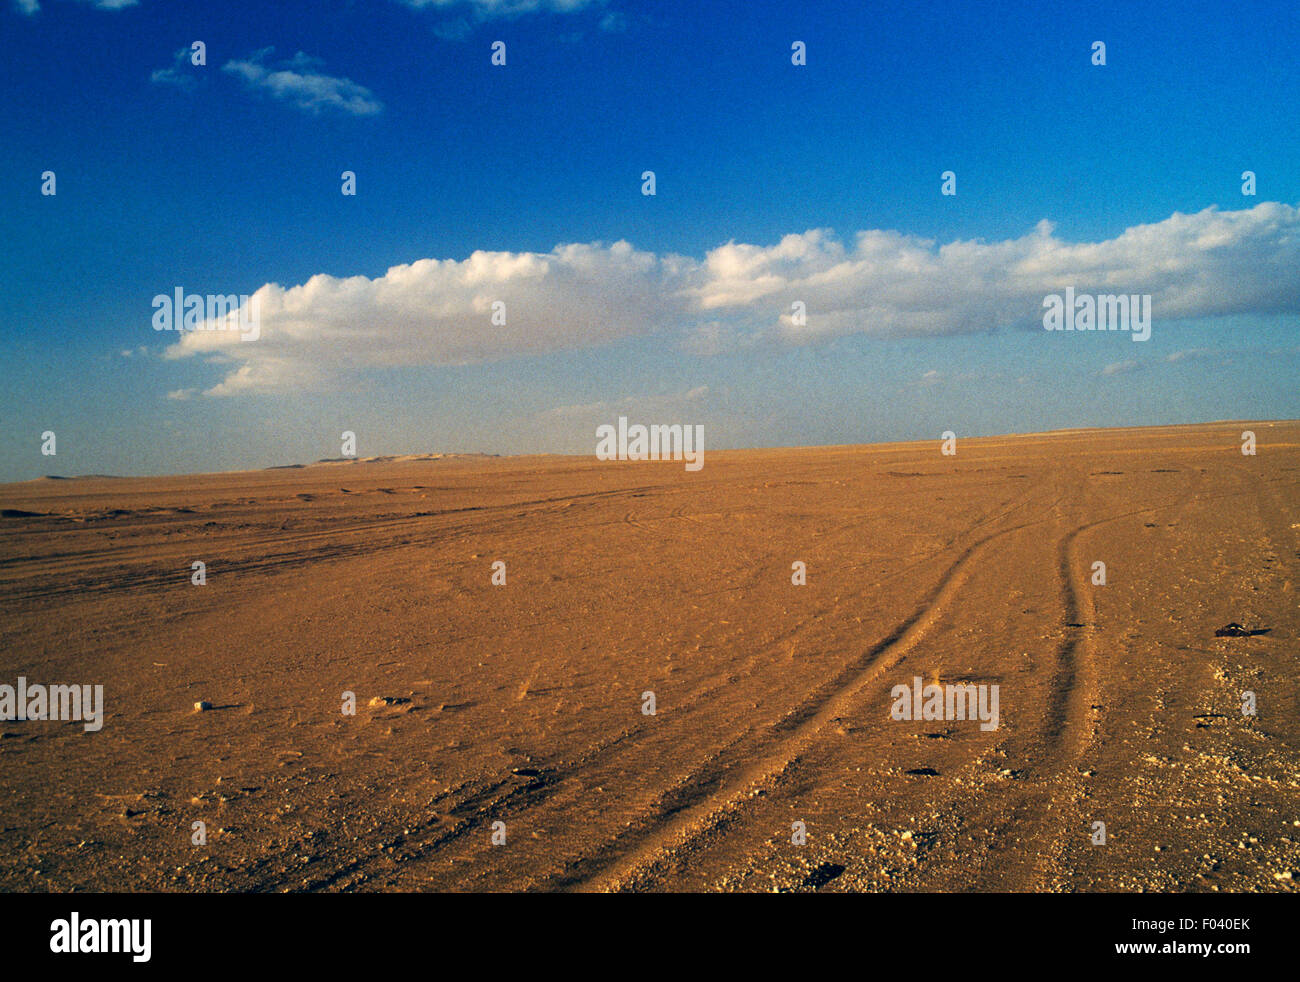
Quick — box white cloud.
[167,240,690,395]
[15,0,140,10]
[398,0,601,15]
[222,50,382,116]
[917,368,1004,387]
[1100,360,1141,377]
[151,46,196,89]
[539,385,708,420]
[1165,348,1213,363]
[541,400,612,418]
[712,203,1300,343]
[164,202,1300,396]
[398,0,607,39]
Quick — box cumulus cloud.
[222,50,382,116]
[164,202,1300,396]
[167,241,691,395]
[727,203,1300,342]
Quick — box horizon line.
[4,418,1294,489]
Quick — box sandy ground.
[0,421,1296,893]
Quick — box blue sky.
[2,0,1298,480]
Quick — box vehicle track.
[0,484,682,603]
[559,503,1065,892]
[967,467,1215,890]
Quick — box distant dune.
[316,452,498,464]
[21,474,125,483]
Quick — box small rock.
[194,701,212,712]
[1214,622,1266,638]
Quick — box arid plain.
[1,421,1296,892]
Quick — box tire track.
[557,504,1062,892]
[573,478,1236,892]
[339,488,1050,890]
[0,484,682,603]
[319,485,1055,892]
[972,468,1214,890]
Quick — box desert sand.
[0,421,1296,892]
